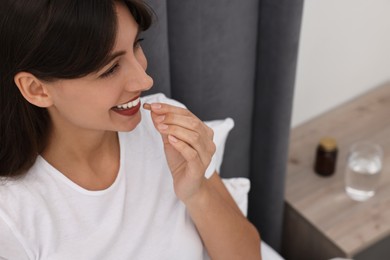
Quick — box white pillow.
[204,118,250,216]
[204,118,234,177]
[222,177,250,216]
[205,118,284,260]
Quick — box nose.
[124,56,154,92]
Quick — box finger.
[167,135,206,178]
[143,103,169,143]
[147,106,215,166]
[146,104,214,140]
[160,125,216,167]
[156,112,210,136]
[144,102,193,117]
[144,102,214,156]
[144,102,194,137]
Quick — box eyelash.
[135,38,144,48]
[100,38,145,79]
[100,63,119,78]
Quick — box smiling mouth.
[112,96,140,110]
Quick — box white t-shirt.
[0,94,213,260]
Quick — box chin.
[116,113,142,132]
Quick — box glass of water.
[345,142,383,201]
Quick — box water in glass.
[345,153,382,201]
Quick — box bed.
[141,0,304,258]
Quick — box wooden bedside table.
[282,83,390,260]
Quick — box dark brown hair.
[0,0,153,177]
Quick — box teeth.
[132,99,140,107]
[115,97,140,110]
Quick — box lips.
[112,96,141,116]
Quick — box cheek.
[52,87,118,114]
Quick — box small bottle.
[314,137,338,176]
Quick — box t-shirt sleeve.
[0,217,30,260]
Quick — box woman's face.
[45,1,153,134]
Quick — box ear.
[14,72,53,108]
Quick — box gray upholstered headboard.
[141,0,304,252]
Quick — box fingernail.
[143,103,151,110]
[157,124,168,130]
[168,135,178,143]
[151,103,162,109]
[155,115,165,123]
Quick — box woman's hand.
[143,102,216,203]
[144,102,261,260]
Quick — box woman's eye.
[100,63,119,78]
[134,38,144,48]
[99,38,144,79]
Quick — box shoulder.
[0,176,38,258]
[0,159,52,225]
[0,177,29,210]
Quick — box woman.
[0,0,261,259]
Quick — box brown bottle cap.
[319,137,337,151]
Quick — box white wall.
[291,0,390,127]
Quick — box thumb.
[144,103,170,144]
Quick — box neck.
[43,127,118,164]
[42,126,120,191]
